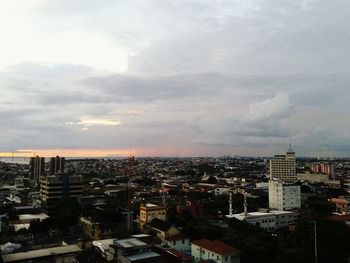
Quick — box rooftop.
[226,210,296,220]
[115,238,147,248]
[126,251,160,261]
[329,214,350,222]
[192,239,239,256]
[1,245,82,262]
[150,218,173,232]
[145,203,158,207]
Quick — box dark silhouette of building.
[40,174,83,214]
[29,156,45,183]
[49,156,65,175]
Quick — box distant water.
[0,157,30,164]
[0,156,123,164]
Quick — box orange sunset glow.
[0,149,133,158]
[0,147,202,158]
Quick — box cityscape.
[1,1,350,263]
[1,149,350,262]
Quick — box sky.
[0,0,350,157]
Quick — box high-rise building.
[40,174,83,214]
[49,156,65,175]
[268,179,301,211]
[29,156,45,183]
[269,145,296,183]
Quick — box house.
[80,216,127,240]
[114,238,160,263]
[139,203,167,230]
[226,210,298,232]
[191,239,240,263]
[1,245,82,263]
[329,197,350,214]
[163,234,191,252]
[149,218,181,240]
[9,213,49,232]
[151,246,193,263]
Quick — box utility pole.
[243,192,248,220]
[228,191,233,216]
[313,220,318,263]
[127,155,135,234]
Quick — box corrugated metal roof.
[1,245,82,262]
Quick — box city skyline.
[1,0,350,157]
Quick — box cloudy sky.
[0,0,349,157]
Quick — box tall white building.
[269,180,301,211]
[270,145,296,183]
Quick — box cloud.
[244,93,293,122]
[128,0,350,75]
[1,61,349,156]
[67,117,122,127]
[0,1,350,156]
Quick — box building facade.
[191,239,240,263]
[163,235,191,252]
[227,210,298,232]
[269,146,296,183]
[269,180,301,211]
[80,216,123,240]
[115,238,160,263]
[311,163,335,180]
[139,203,167,230]
[49,156,65,175]
[40,174,83,214]
[329,197,350,215]
[29,156,45,183]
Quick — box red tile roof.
[166,248,192,260]
[330,198,349,204]
[329,214,350,222]
[192,239,239,255]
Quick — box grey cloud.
[6,63,94,78]
[128,0,350,75]
[82,73,237,102]
[2,0,350,156]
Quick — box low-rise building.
[226,210,298,232]
[80,216,126,240]
[163,235,191,253]
[139,203,167,230]
[149,218,181,240]
[329,197,350,215]
[10,213,49,232]
[1,244,82,263]
[114,238,160,263]
[191,239,240,263]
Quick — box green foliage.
[169,204,350,263]
[29,198,82,233]
[308,195,335,217]
[133,177,156,186]
[93,208,125,222]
